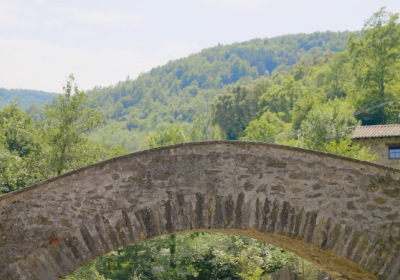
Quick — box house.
[351,124,400,168]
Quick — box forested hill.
[0,88,58,109]
[82,31,354,150]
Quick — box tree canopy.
[0,76,128,194]
[55,31,353,151]
[348,7,400,125]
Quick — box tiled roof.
[352,124,400,139]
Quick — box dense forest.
[1,6,399,280]
[20,31,354,151]
[83,31,354,151]
[0,88,58,109]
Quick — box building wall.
[352,137,400,168]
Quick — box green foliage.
[145,125,188,149]
[26,139,128,182]
[212,77,272,139]
[0,100,40,193]
[66,233,297,280]
[141,118,223,150]
[290,256,325,280]
[295,99,359,151]
[64,261,105,280]
[190,114,223,142]
[283,99,377,161]
[223,245,265,279]
[324,50,352,99]
[0,76,128,194]
[0,88,58,109]
[29,74,103,176]
[323,137,377,162]
[290,89,326,130]
[83,31,352,149]
[240,111,285,142]
[25,102,47,121]
[348,7,400,125]
[258,75,303,123]
[0,148,30,194]
[0,99,40,157]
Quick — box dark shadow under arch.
[1,141,400,280]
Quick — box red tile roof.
[352,124,400,139]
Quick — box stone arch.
[1,141,400,280]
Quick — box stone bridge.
[1,141,400,280]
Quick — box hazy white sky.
[1,0,400,93]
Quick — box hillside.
[0,88,58,109]
[21,31,355,151]
[85,31,354,150]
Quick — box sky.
[1,0,400,93]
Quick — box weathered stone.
[256,185,267,193]
[374,198,387,204]
[347,201,358,210]
[111,173,120,180]
[347,193,360,198]
[1,141,400,280]
[61,219,71,227]
[386,213,399,220]
[306,193,323,198]
[272,185,286,193]
[244,182,254,191]
[289,172,310,180]
[312,184,323,191]
[367,204,377,211]
[291,187,303,194]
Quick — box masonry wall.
[353,137,400,168]
[2,141,400,280]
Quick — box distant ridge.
[85,31,355,150]
[10,31,358,150]
[0,88,59,109]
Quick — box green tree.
[0,99,40,157]
[144,124,188,149]
[25,75,128,181]
[348,7,400,124]
[240,111,285,142]
[0,100,40,193]
[34,74,103,175]
[212,78,272,139]
[292,99,359,151]
[82,31,351,150]
[258,75,303,123]
[284,99,376,161]
[64,260,105,280]
[0,148,28,194]
[324,50,352,99]
[323,137,377,162]
[190,114,223,142]
[290,89,326,130]
[290,256,325,280]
